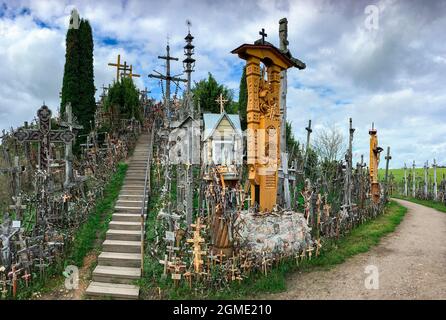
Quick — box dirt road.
[265,199,446,300]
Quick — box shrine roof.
[202,113,242,141]
[231,43,305,70]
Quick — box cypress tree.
[78,19,95,134]
[60,16,95,153]
[238,66,247,130]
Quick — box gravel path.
[265,199,446,300]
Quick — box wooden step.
[109,221,141,231]
[92,265,141,284]
[102,239,141,253]
[115,206,147,214]
[98,251,141,267]
[119,195,145,201]
[86,281,139,299]
[112,213,142,222]
[106,229,141,241]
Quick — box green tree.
[104,77,141,129]
[238,66,248,130]
[77,19,95,134]
[192,73,235,114]
[60,18,95,152]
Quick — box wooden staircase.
[85,133,150,299]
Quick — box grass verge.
[141,200,407,299]
[14,163,128,299]
[392,195,446,213]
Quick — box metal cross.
[215,93,228,114]
[14,105,75,172]
[259,28,267,44]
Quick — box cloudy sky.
[0,0,445,168]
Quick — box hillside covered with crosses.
[0,2,445,301]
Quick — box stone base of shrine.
[235,210,312,255]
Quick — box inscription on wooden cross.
[14,105,75,172]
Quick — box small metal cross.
[259,28,267,44]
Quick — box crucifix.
[259,28,267,44]
[433,159,438,201]
[215,93,228,114]
[13,105,75,172]
[384,146,392,201]
[59,102,83,188]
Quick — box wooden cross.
[184,271,193,289]
[108,54,125,82]
[9,196,26,220]
[261,251,271,276]
[315,238,322,257]
[299,248,306,261]
[21,270,31,287]
[215,93,228,114]
[168,258,186,287]
[215,250,226,265]
[13,105,75,172]
[7,264,22,298]
[0,155,23,197]
[306,244,314,260]
[159,254,169,277]
[259,28,267,44]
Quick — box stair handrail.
[140,125,154,274]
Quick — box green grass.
[66,162,128,266]
[392,195,446,213]
[378,167,446,183]
[140,200,407,299]
[13,163,128,300]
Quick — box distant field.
[378,167,446,183]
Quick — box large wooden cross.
[108,54,126,82]
[14,105,75,172]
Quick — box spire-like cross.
[215,93,228,114]
[259,28,267,44]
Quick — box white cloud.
[0,0,445,169]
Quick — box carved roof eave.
[231,43,305,70]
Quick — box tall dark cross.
[13,105,75,172]
[259,28,267,44]
[304,119,312,168]
[149,44,187,124]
